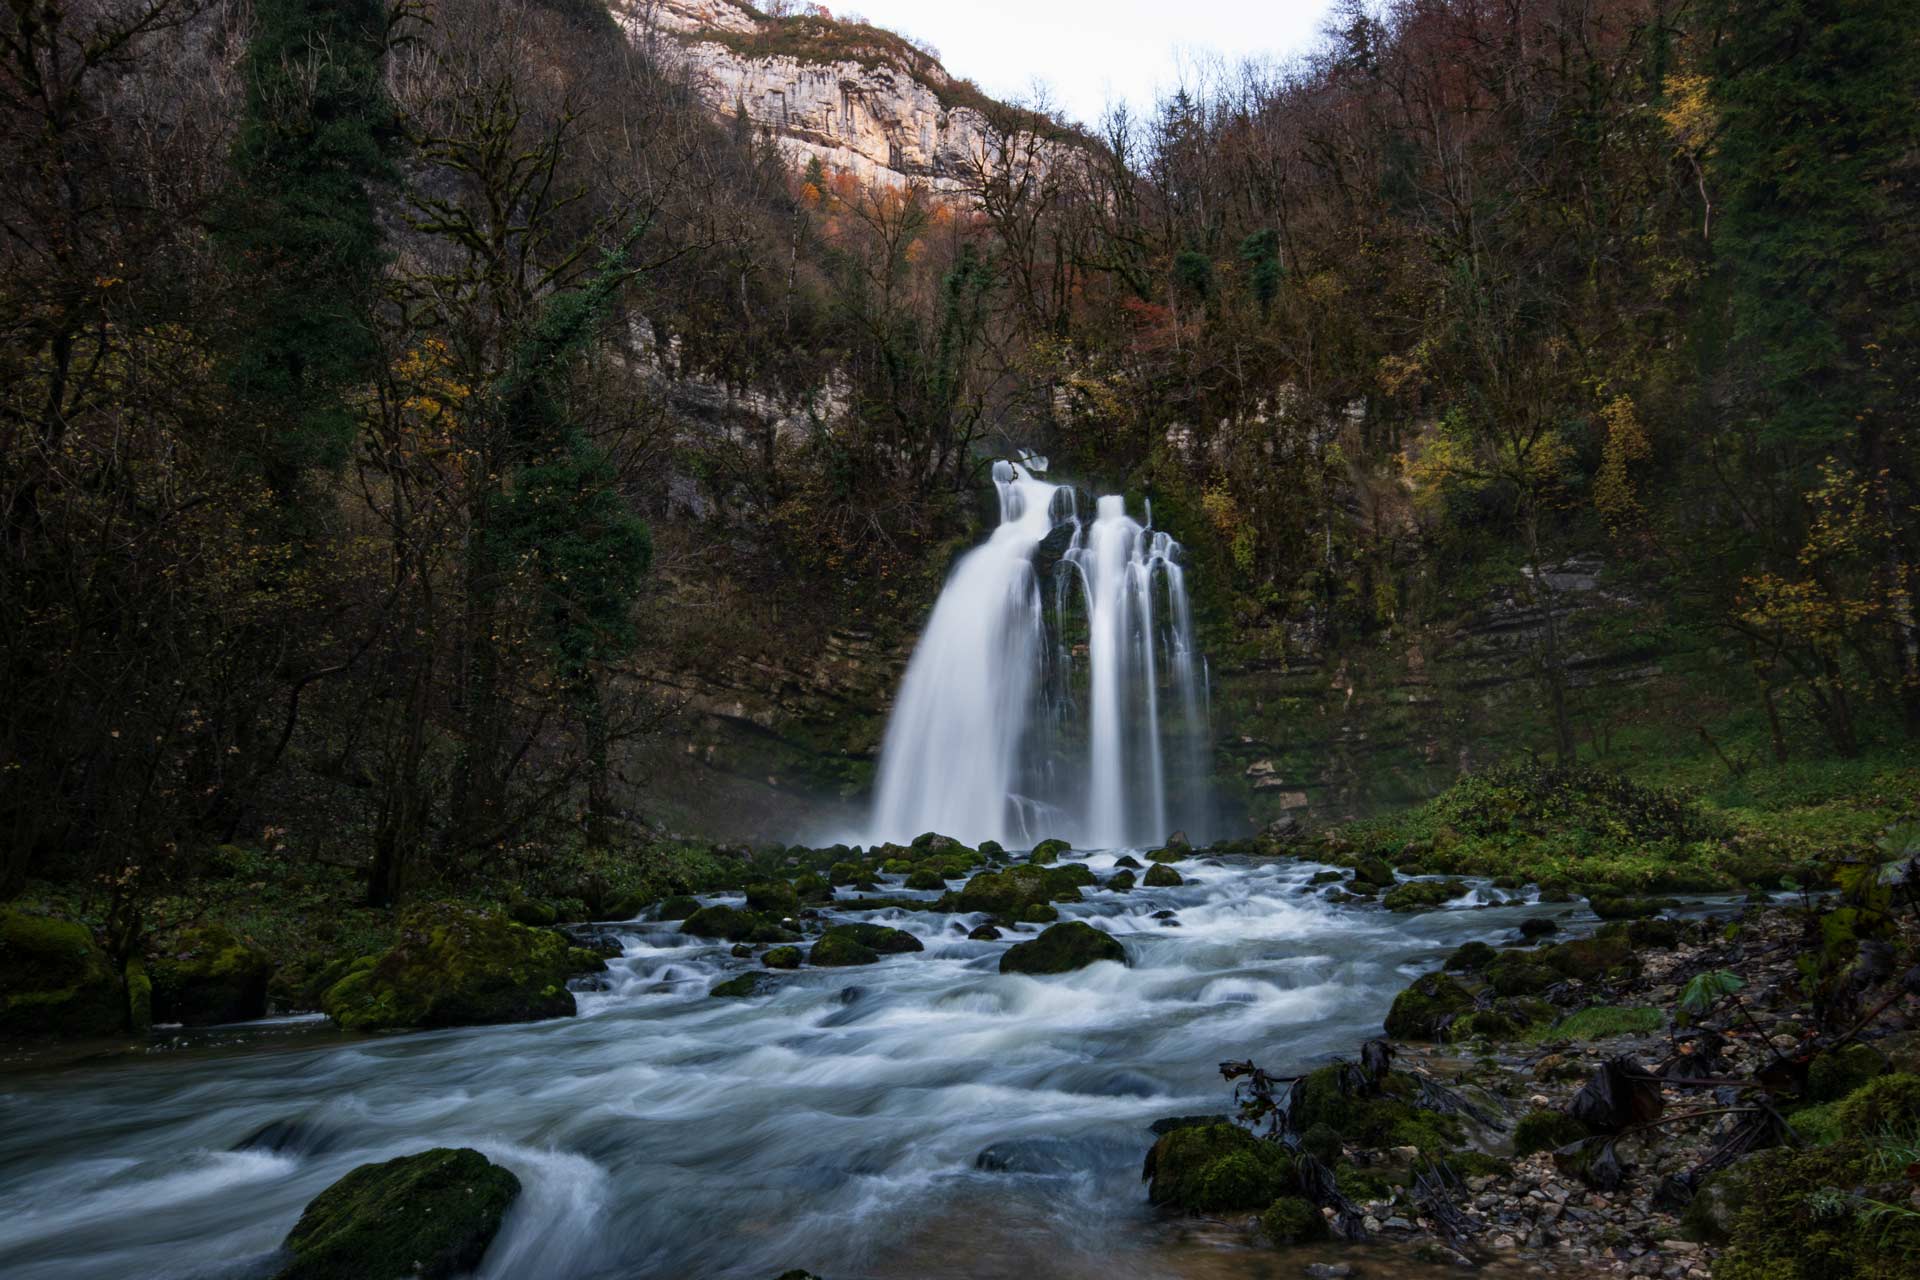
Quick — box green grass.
[1531,1004,1666,1042]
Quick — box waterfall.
[866,461,1211,849]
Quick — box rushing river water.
[0,853,1564,1280]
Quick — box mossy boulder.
[506,899,557,927]
[1299,1123,1342,1163]
[1832,1071,1920,1137]
[761,946,802,970]
[1485,951,1560,996]
[682,905,796,943]
[744,882,800,917]
[710,973,774,997]
[904,868,947,891]
[1588,895,1679,920]
[951,865,1082,916]
[822,923,923,954]
[1000,921,1126,975]
[1382,879,1469,912]
[1260,1195,1330,1245]
[1383,973,1475,1040]
[319,903,597,1031]
[1287,1066,1465,1154]
[1028,837,1070,864]
[1143,864,1184,888]
[1145,847,1185,864]
[1143,1122,1297,1211]
[656,895,701,920]
[1046,862,1098,889]
[1019,903,1059,924]
[148,925,274,1026]
[790,874,831,904]
[1107,870,1137,891]
[809,933,880,967]
[1544,936,1638,982]
[1444,941,1497,972]
[0,908,126,1037]
[1350,856,1396,887]
[1513,1108,1589,1156]
[1113,855,1143,870]
[274,1147,519,1280]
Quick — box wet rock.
[1261,1195,1330,1245]
[1383,973,1475,1040]
[1143,1122,1297,1211]
[809,934,880,967]
[745,881,801,916]
[1106,870,1137,891]
[319,903,601,1031]
[967,924,1002,941]
[821,923,923,954]
[1114,855,1143,870]
[975,1137,1083,1175]
[234,1118,341,1158]
[1144,864,1184,888]
[274,1147,518,1280]
[710,973,775,997]
[1382,879,1470,912]
[1028,837,1070,864]
[1520,917,1560,939]
[1000,921,1126,975]
[1148,1114,1230,1135]
[730,943,754,958]
[761,945,802,969]
[1351,856,1396,887]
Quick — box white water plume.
[865,461,1212,849]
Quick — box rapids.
[0,852,1565,1280]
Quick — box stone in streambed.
[809,933,880,967]
[1144,864,1184,888]
[1028,837,1071,864]
[821,923,922,953]
[1260,1194,1329,1245]
[1142,1122,1296,1211]
[761,945,803,970]
[273,1147,518,1280]
[1381,878,1469,912]
[710,972,774,997]
[1000,921,1126,975]
[319,902,602,1031]
[1382,973,1475,1040]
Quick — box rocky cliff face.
[616,0,1038,192]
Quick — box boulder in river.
[761,945,802,969]
[1028,837,1071,864]
[1141,1121,1296,1211]
[1143,864,1183,888]
[809,933,880,966]
[1000,921,1126,975]
[1381,878,1469,912]
[319,902,604,1031]
[274,1147,518,1280]
[148,925,274,1026]
[0,907,126,1037]
[822,923,923,954]
[1382,972,1475,1040]
[711,973,774,997]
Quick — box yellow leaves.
[1660,71,1717,155]
[1595,393,1651,528]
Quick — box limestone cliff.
[616,0,1053,192]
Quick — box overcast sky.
[832,0,1340,127]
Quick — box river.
[0,851,1558,1279]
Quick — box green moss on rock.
[1544,936,1638,982]
[1513,1109,1588,1156]
[904,868,947,890]
[761,945,802,970]
[319,903,595,1031]
[1144,864,1184,888]
[1382,879,1469,912]
[1288,1066,1465,1154]
[1260,1195,1330,1245]
[1806,1044,1887,1103]
[809,933,879,966]
[1000,921,1126,975]
[1383,973,1475,1040]
[1107,870,1137,891]
[149,925,274,1026]
[1832,1071,1920,1137]
[275,1147,519,1280]
[1714,1139,1918,1280]
[1143,1122,1297,1211]
[822,923,923,954]
[0,908,125,1037]
[1028,838,1070,864]
[710,973,774,997]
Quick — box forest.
[1,1,1917,1278]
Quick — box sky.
[830,0,1340,127]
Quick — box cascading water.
[866,460,1211,849]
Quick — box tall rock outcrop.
[616,1,1060,192]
